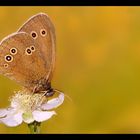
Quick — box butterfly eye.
[10,48,17,55]
[40,29,47,37]
[25,47,32,55]
[30,31,38,39]
[4,64,8,68]
[5,55,13,62]
[30,45,35,52]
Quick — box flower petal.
[0,109,23,127]
[32,110,56,122]
[0,109,10,117]
[41,93,64,110]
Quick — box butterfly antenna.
[54,89,73,103]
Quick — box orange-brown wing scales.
[0,32,47,90]
[18,13,56,82]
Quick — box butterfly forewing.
[17,13,56,83]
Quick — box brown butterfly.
[0,13,57,96]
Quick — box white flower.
[0,90,64,127]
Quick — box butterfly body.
[0,13,56,95]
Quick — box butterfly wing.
[0,32,48,91]
[17,13,56,83]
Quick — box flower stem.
[28,121,41,134]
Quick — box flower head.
[0,90,64,127]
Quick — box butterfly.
[0,13,57,96]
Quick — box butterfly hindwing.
[0,32,47,91]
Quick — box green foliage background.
[0,6,140,133]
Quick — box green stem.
[28,121,41,134]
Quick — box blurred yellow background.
[0,6,140,134]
